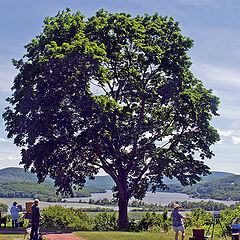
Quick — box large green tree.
[3,9,219,230]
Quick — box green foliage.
[78,207,115,212]
[93,212,118,231]
[41,205,92,230]
[0,181,59,201]
[133,211,171,232]
[3,8,220,230]
[168,200,229,211]
[0,202,8,212]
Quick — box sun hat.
[174,203,181,209]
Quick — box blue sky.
[0,0,240,173]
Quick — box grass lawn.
[73,230,231,240]
[0,234,24,240]
[0,231,231,240]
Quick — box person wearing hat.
[30,199,43,240]
[10,201,19,228]
[171,203,192,240]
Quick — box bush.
[93,212,118,231]
[136,212,162,231]
[41,205,92,230]
[0,202,8,213]
[131,211,171,232]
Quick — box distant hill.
[199,171,235,182]
[86,171,236,190]
[86,175,115,190]
[0,167,106,199]
[162,171,235,184]
[165,173,240,201]
[0,167,53,184]
[0,167,115,189]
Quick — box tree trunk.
[118,192,129,231]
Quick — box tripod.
[206,217,227,240]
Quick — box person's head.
[34,199,39,205]
[174,203,181,210]
[13,202,17,206]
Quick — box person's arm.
[180,212,192,220]
[232,217,240,225]
[37,207,44,219]
[178,211,192,220]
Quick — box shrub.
[41,205,92,230]
[0,202,8,212]
[93,212,118,231]
[136,212,163,231]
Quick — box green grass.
[0,234,24,240]
[73,230,231,240]
[0,231,231,240]
[74,231,175,240]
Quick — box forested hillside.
[0,168,106,201]
[166,174,240,201]
[86,175,114,190]
[0,181,106,201]
[0,167,53,184]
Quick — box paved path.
[44,233,85,240]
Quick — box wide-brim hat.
[174,203,181,209]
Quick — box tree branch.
[128,155,150,196]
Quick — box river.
[1,191,237,212]
[68,190,237,206]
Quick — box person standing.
[171,204,192,240]
[10,202,19,228]
[30,199,43,240]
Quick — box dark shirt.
[171,209,183,227]
[31,204,41,223]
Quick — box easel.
[205,211,227,239]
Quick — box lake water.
[1,191,237,213]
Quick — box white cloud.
[232,136,240,145]
[192,63,240,91]
[216,139,224,145]
[0,138,11,143]
[0,155,21,169]
[217,129,234,137]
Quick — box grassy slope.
[73,231,230,240]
